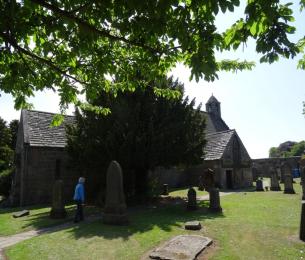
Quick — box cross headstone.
[209,188,222,213]
[103,161,128,225]
[50,179,67,219]
[256,179,264,191]
[187,187,197,210]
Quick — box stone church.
[10,95,252,206]
[185,95,252,189]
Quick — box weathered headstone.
[283,174,295,194]
[256,179,264,191]
[12,210,29,218]
[187,187,197,211]
[300,158,305,200]
[162,184,169,196]
[50,179,67,219]
[270,171,281,191]
[185,221,201,230]
[300,201,305,242]
[202,168,214,192]
[209,188,222,213]
[149,235,212,260]
[103,161,128,225]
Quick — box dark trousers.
[74,200,84,222]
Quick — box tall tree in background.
[9,120,19,150]
[0,118,13,172]
[67,77,206,202]
[0,0,302,116]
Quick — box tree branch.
[30,0,162,54]
[0,32,87,85]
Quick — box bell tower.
[206,95,221,118]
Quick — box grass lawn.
[0,204,100,236]
[4,181,305,260]
[169,186,209,197]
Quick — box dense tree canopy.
[66,77,206,202]
[269,140,305,157]
[1,0,303,114]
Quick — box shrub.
[0,168,13,197]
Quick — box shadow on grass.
[68,199,225,241]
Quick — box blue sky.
[0,1,304,159]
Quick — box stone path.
[198,191,232,201]
[0,215,101,260]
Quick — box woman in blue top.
[73,177,85,223]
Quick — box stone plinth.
[103,161,128,225]
[149,235,212,260]
[185,221,201,230]
[50,180,67,219]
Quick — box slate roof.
[206,95,220,104]
[22,110,75,147]
[203,129,235,160]
[203,112,230,133]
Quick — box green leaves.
[0,0,302,111]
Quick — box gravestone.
[12,210,29,218]
[209,188,222,213]
[149,235,212,260]
[50,179,67,219]
[256,179,264,191]
[283,174,295,194]
[187,187,197,211]
[162,184,169,195]
[300,201,305,242]
[103,161,128,225]
[202,168,214,192]
[270,171,281,191]
[300,158,305,200]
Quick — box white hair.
[79,177,85,183]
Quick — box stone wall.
[252,157,301,180]
[12,146,77,206]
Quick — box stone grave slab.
[12,210,29,218]
[185,221,202,230]
[149,235,212,260]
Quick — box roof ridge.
[206,129,235,136]
[24,109,74,118]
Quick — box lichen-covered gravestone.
[103,161,128,225]
[50,179,67,219]
[270,170,281,191]
[149,235,212,260]
[256,179,264,191]
[187,187,197,211]
[209,188,222,213]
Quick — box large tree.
[0,0,302,115]
[66,77,206,202]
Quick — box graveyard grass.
[168,186,208,198]
[0,204,100,236]
[4,182,305,260]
